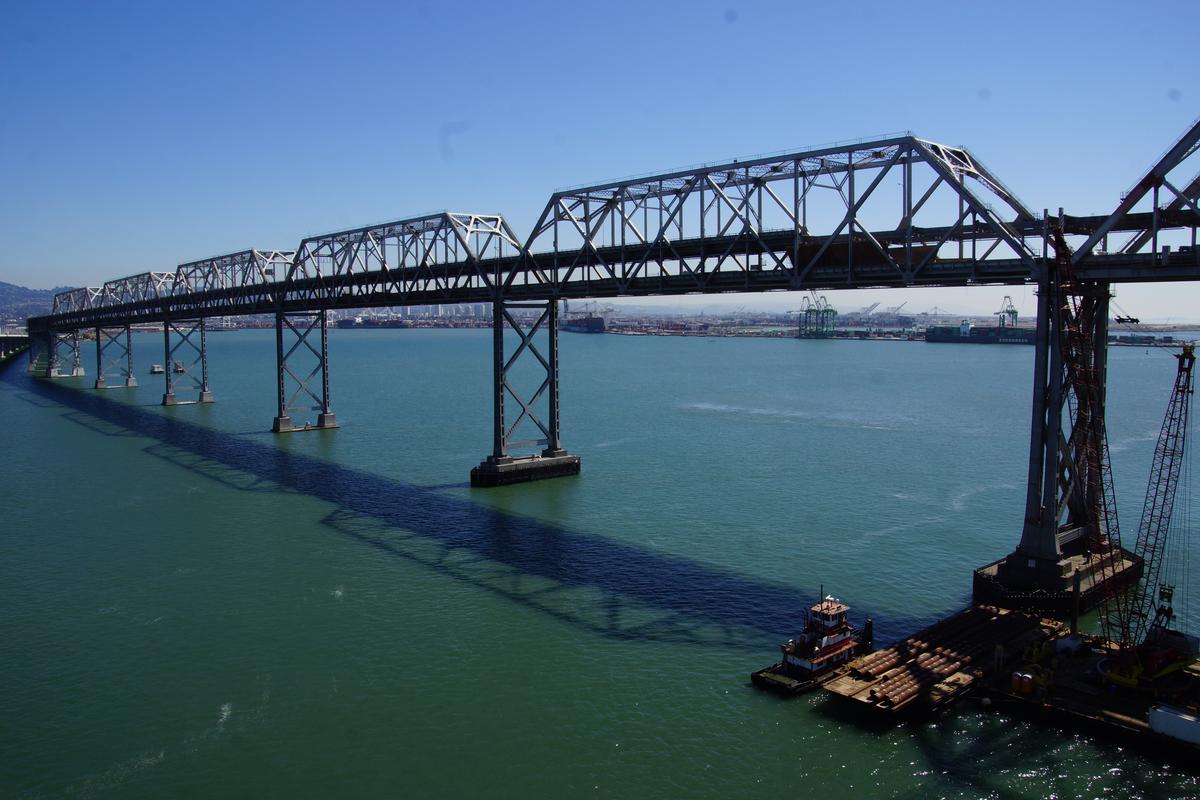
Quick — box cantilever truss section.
[1071,116,1200,264]
[173,250,296,314]
[284,212,523,305]
[513,134,1039,295]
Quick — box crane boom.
[1116,344,1196,646]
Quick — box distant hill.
[0,281,72,325]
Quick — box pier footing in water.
[470,454,581,487]
[272,413,339,433]
[972,547,1143,616]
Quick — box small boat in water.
[149,364,165,374]
[172,360,185,373]
[751,594,873,696]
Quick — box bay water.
[2,329,1197,798]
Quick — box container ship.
[925,320,1035,345]
[561,313,606,334]
[336,316,410,329]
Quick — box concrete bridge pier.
[94,325,137,389]
[471,298,580,487]
[272,309,337,433]
[162,318,213,405]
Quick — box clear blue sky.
[2,0,1197,319]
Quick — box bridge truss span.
[24,124,1200,489]
[283,212,523,307]
[513,134,1040,297]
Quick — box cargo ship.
[925,320,1036,345]
[336,316,411,329]
[561,313,606,334]
[751,594,873,696]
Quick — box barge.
[981,629,1200,758]
[824,605,1062,713]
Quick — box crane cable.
[1110,299,1195,359]
[1111,299,1197,634]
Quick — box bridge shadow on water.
[4,365,951,653]
[9,366,1186,791]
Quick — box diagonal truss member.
[272,310,336,432]
[471,299,579,486]
[93,326,137,389]
[161,318,213,405]
[48,329,85,378]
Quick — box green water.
[2,330,1197,798]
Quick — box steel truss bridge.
[24,120,1200,591]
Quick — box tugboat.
[172,360,186,374]
[751,594,873,696]
[149,364,165,375]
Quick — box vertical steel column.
[1040,271,1065,549]
[1016,267,1059,563]
[490,298,508,461]
[1093,286,1110,420]
[70,331,83,376]
[543,300,564,457]
[124,326,137,387]
[272,312,291,432]
[316,310,336,428]
[198,318,213,403]
[94,327,105,389]
[162,321,176,405]
[47,332,59,376]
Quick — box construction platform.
[470,453,581,487]
[973,547,1143,615]
[982,635,1200,758]
[824,606,1063,714]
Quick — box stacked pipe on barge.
[824,606,1062,713]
